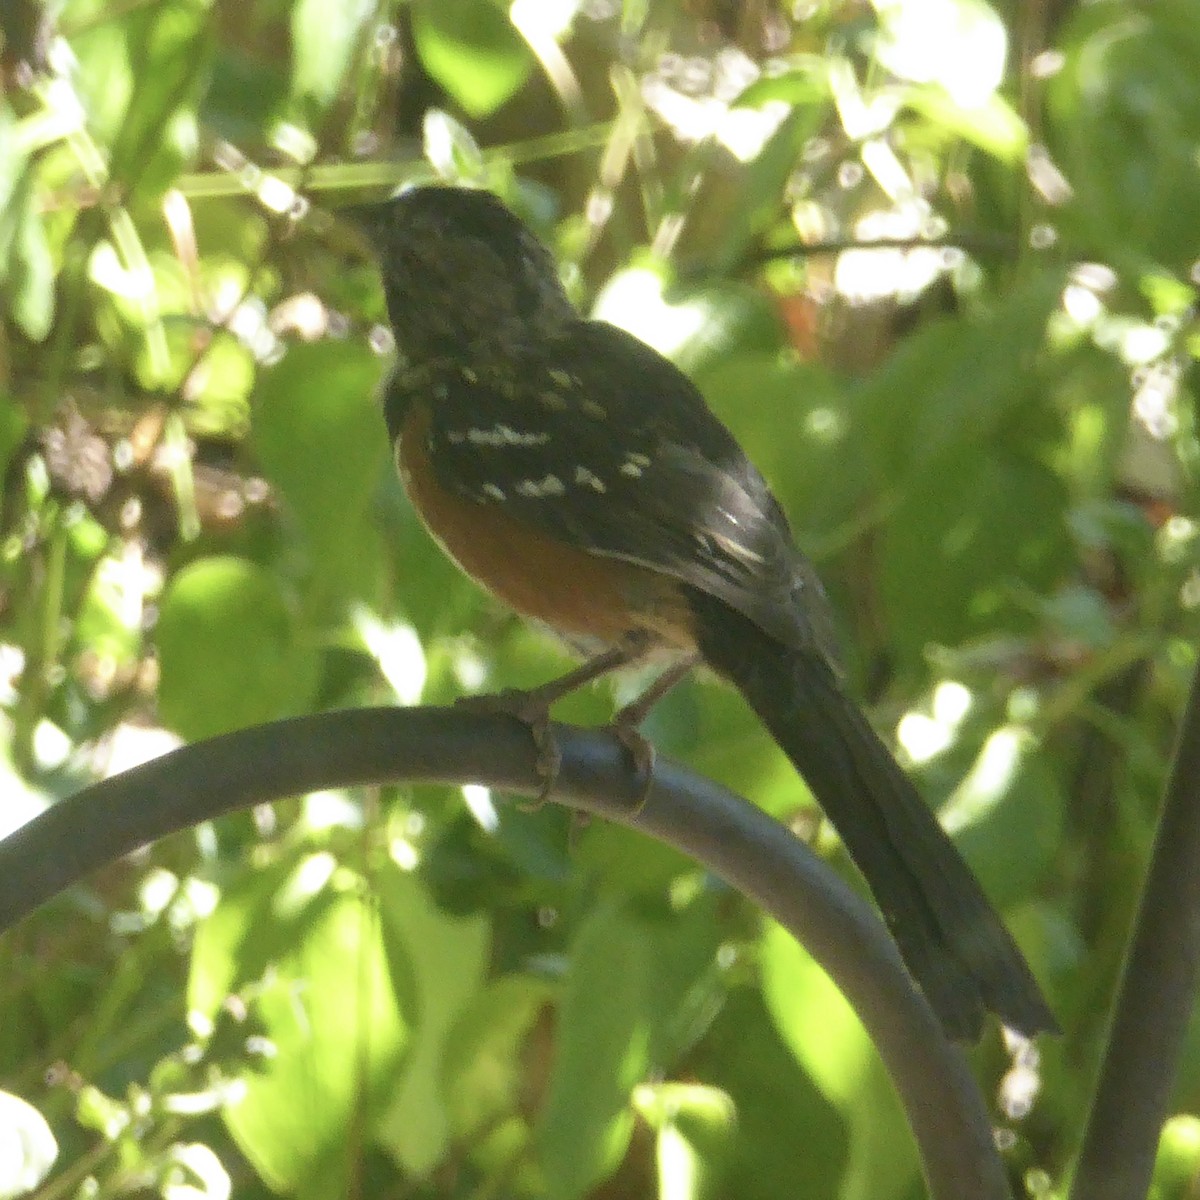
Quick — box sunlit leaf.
[0,112,53,340]
[687,102,831,274]
[634,1082,736,1200]
[537,901,652,1198]
[733,56,827,109]
[691,987,849,1197]
[944,726,1065,906]
[7,191,54,341]
[191,861,410,1195]
[760,923,919,1200]
[161,1142,231,1200]
[902,84,1028,162]
[251,340,388,603]
[875,0,1008,108]
[423,109,486,181]
[1151,1114,1200,1200]
[374,865,491,1175]
[290,0,375,116]
[0,1092,57,1200]
[156,556,317,741]
[411,0,533,118]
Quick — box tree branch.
[0,705,1014,1200]
[1071,658,1200,1199]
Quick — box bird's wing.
[388,319,840,665]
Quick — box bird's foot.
[454,643,651,809]
[455,686,657,812]
[455,688,562,808]
[609,704,657,813]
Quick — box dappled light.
[2,0,1200,1197]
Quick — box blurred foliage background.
[2,0,1199,1197]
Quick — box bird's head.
[345,185,575,361]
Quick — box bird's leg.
[608,654,701,810]
[456,638,649,804]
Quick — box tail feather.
[690,593,1057,1040]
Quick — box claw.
[456,690,561,807]
[610,719,656,812]
[451,645,695,815]
[606,655,700,813]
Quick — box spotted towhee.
[348,185,1057,1041]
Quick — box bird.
[347,183,1057,1041]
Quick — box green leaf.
[733,55,827,109]
[106,0,214,191]
[880,449,1069,658]
[442,974,552,1140]
[760,922,919,1200]
[374,865,491,1175]
[536,901,652,1198]
[188,855,295,1023]
[1152,1114,1200,1200]
[685,681,798,818]
[0,396,28,483]
[1048,0,1200,266]
[158,1144,230,1199]
[8,189,54,341]
[70,20,135,149]
[0,109,53,341]
[943,725,1065,907]
[290,0,375,115]
[855,272,1065,482]
[156,555,317,741]
[592,272,782,375]
[422,109,486,181]
[693,986,846,1198]
[411,0,533,119]
[251,340,388,603]
[74,552,143,674]
[760,921,871,1107]
[575,819,694,896]
[875,0,1007,109]
[902,85,1028,163]
[694,353,862,539]
[200,47,289,143]
[190,858,410,1196]
[634,1082,736,1200]
[695,100,831,275]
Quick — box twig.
[737,230,1020,266]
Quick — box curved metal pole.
[1071,660,1200,1200]
[0,705,1013,1200]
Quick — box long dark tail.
[690,593,1057,1040]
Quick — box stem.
[13,508,68,772]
